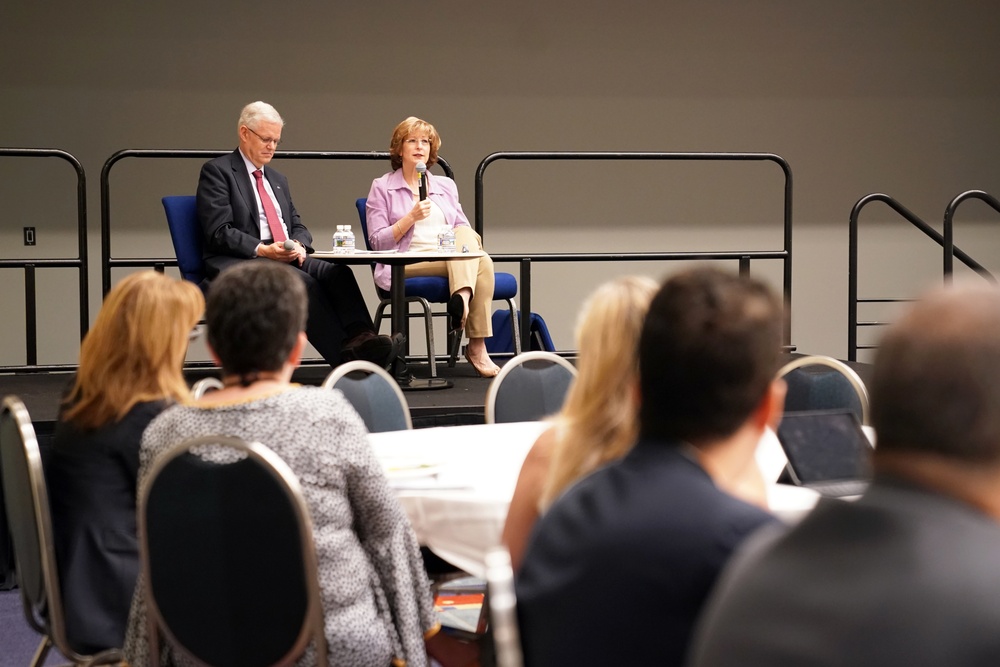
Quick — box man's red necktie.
[253,169,287,242]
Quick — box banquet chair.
[0,396,124,667]
[485,547,524,667]
[778,355,871,425]
[484,352,578,424]
[356,198,521,376]
[139,435,326,667]
[190,377,223,399]
[322,360,413,432]
[162,196,209,293]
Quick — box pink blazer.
[365,169,471,291]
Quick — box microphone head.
[416,161,427,175]
[283,240,295,251]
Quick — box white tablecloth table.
[370,422,824,577]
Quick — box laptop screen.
[777,410,873,485]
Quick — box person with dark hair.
[122,261,478,667]
[688,284,1000,667]
[198,101,400,368]
[516,267,785,666]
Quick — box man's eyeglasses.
[245,126,281,147]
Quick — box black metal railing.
[100,148,455,295]
[0,148,89,372]
[943,189,1000,281]
[474,152,794,347]
[848,193,994,361]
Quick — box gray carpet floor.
[0,588,63,666]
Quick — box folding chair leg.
[29,637,51,667]
[448,329,463,367]
[506,299,521,355]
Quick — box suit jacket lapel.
[229,150,259,224]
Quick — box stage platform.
[0,357,509,435]
[0,353,874,436]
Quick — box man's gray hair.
[238,101,284,132]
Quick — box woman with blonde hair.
[502,275,658,571]
[45,271,203,654]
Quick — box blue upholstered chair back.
[162,196,207,290]
[322,361,412,432]
[778,355,870,425]
[485,352,578,424]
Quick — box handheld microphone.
[283,240,295,251]
[416,162,427,201]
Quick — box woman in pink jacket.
[366,116,500,377]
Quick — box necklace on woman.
[222,371,283,388]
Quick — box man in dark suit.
[197,101,399,368]
[516,268,784,666]
[689,284,1000,667]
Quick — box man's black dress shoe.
[341,331,404,368]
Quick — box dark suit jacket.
[197,150,314,277]
[46,401,167,654]
[689,477,1000,666]
[516,441,776,667]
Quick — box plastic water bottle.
[333,225,346,254]
[437,225,456,252]
[343,225,356,253]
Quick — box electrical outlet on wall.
[24,227,35,246]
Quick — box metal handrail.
[100,149,454,295]
[0,148,89,372]
[847,193,992,361]
[943,189,1000,282]
[474,151,794,346]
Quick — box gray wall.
[4,1,1000,366]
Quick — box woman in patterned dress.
[123,261,478,667]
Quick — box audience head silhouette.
[872,283,1000,465]
[638,267,784,446]
[206,261,307,379]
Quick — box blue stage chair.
[162,196,208,292]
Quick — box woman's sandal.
[464,350,500,378]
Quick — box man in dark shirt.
[516,267,785,666]
[689,284,1000,667]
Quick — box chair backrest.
[355,198,373,251]
[485,547,524,667]
[162,196,207,288]
[778,355,871,425]
[140,435,326,667]
[190,377,224,400]
[0,396,117,664]
[484,352,578,424]
[322,360,412,432]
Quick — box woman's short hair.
[389,116,441,171]
[63,271,204,430]
[206,262,307,377]
[238,101,284,132]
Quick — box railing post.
[25,265,37,367]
